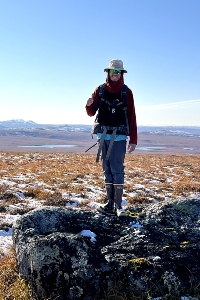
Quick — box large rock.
[12,199,200,299]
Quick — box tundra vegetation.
[0,152,200,299]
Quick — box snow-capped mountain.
[0,119,91,131]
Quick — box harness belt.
[96,126,117,163]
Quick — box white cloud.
[137,99,200,126]
[138,99,200,110]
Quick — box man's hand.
[127,144,136,153]
[86,97,94,106]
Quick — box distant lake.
[136,146,166,151]
[183,147,196,150]
[18,145,77,148]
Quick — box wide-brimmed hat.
[104,59,127,73]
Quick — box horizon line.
[0,119,200,127]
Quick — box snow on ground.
[0,153,199,265]
[0,152,199,299]
[0,183,199,258]
[0,227,15,256]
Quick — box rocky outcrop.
[12,199,200,300]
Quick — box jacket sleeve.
[85,87,99,117]
[126,88,138,145]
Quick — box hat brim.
[104,68,127,73]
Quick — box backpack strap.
[121,84,127,105]
[98,83,126,108]
[96,126,107,162]
[98,83,106,107]
[95,126,118,162]
[121,85,130,135]
[105,127,117,160]
[95,83,106,122]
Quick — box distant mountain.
[0,119,200,137]
[0,119,38,129]
[0,119,92,132]
[138,126,200,137]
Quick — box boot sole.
[97,206,115,215]
[117,211,127,217]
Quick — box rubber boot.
[114,184,126,217]
[97,183,115,215]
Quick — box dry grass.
[0,152,200,299]
[0,250,31,300]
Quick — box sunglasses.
[110,69,121,74]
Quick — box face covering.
[105,72,124,93]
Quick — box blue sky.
[0,0,200,126]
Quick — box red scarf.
[105,73,124,93]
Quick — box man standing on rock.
[86,59,137,217]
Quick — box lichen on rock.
[12,199,200,299]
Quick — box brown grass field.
[0,147,200,299]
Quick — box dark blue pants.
[101,140,126,184]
